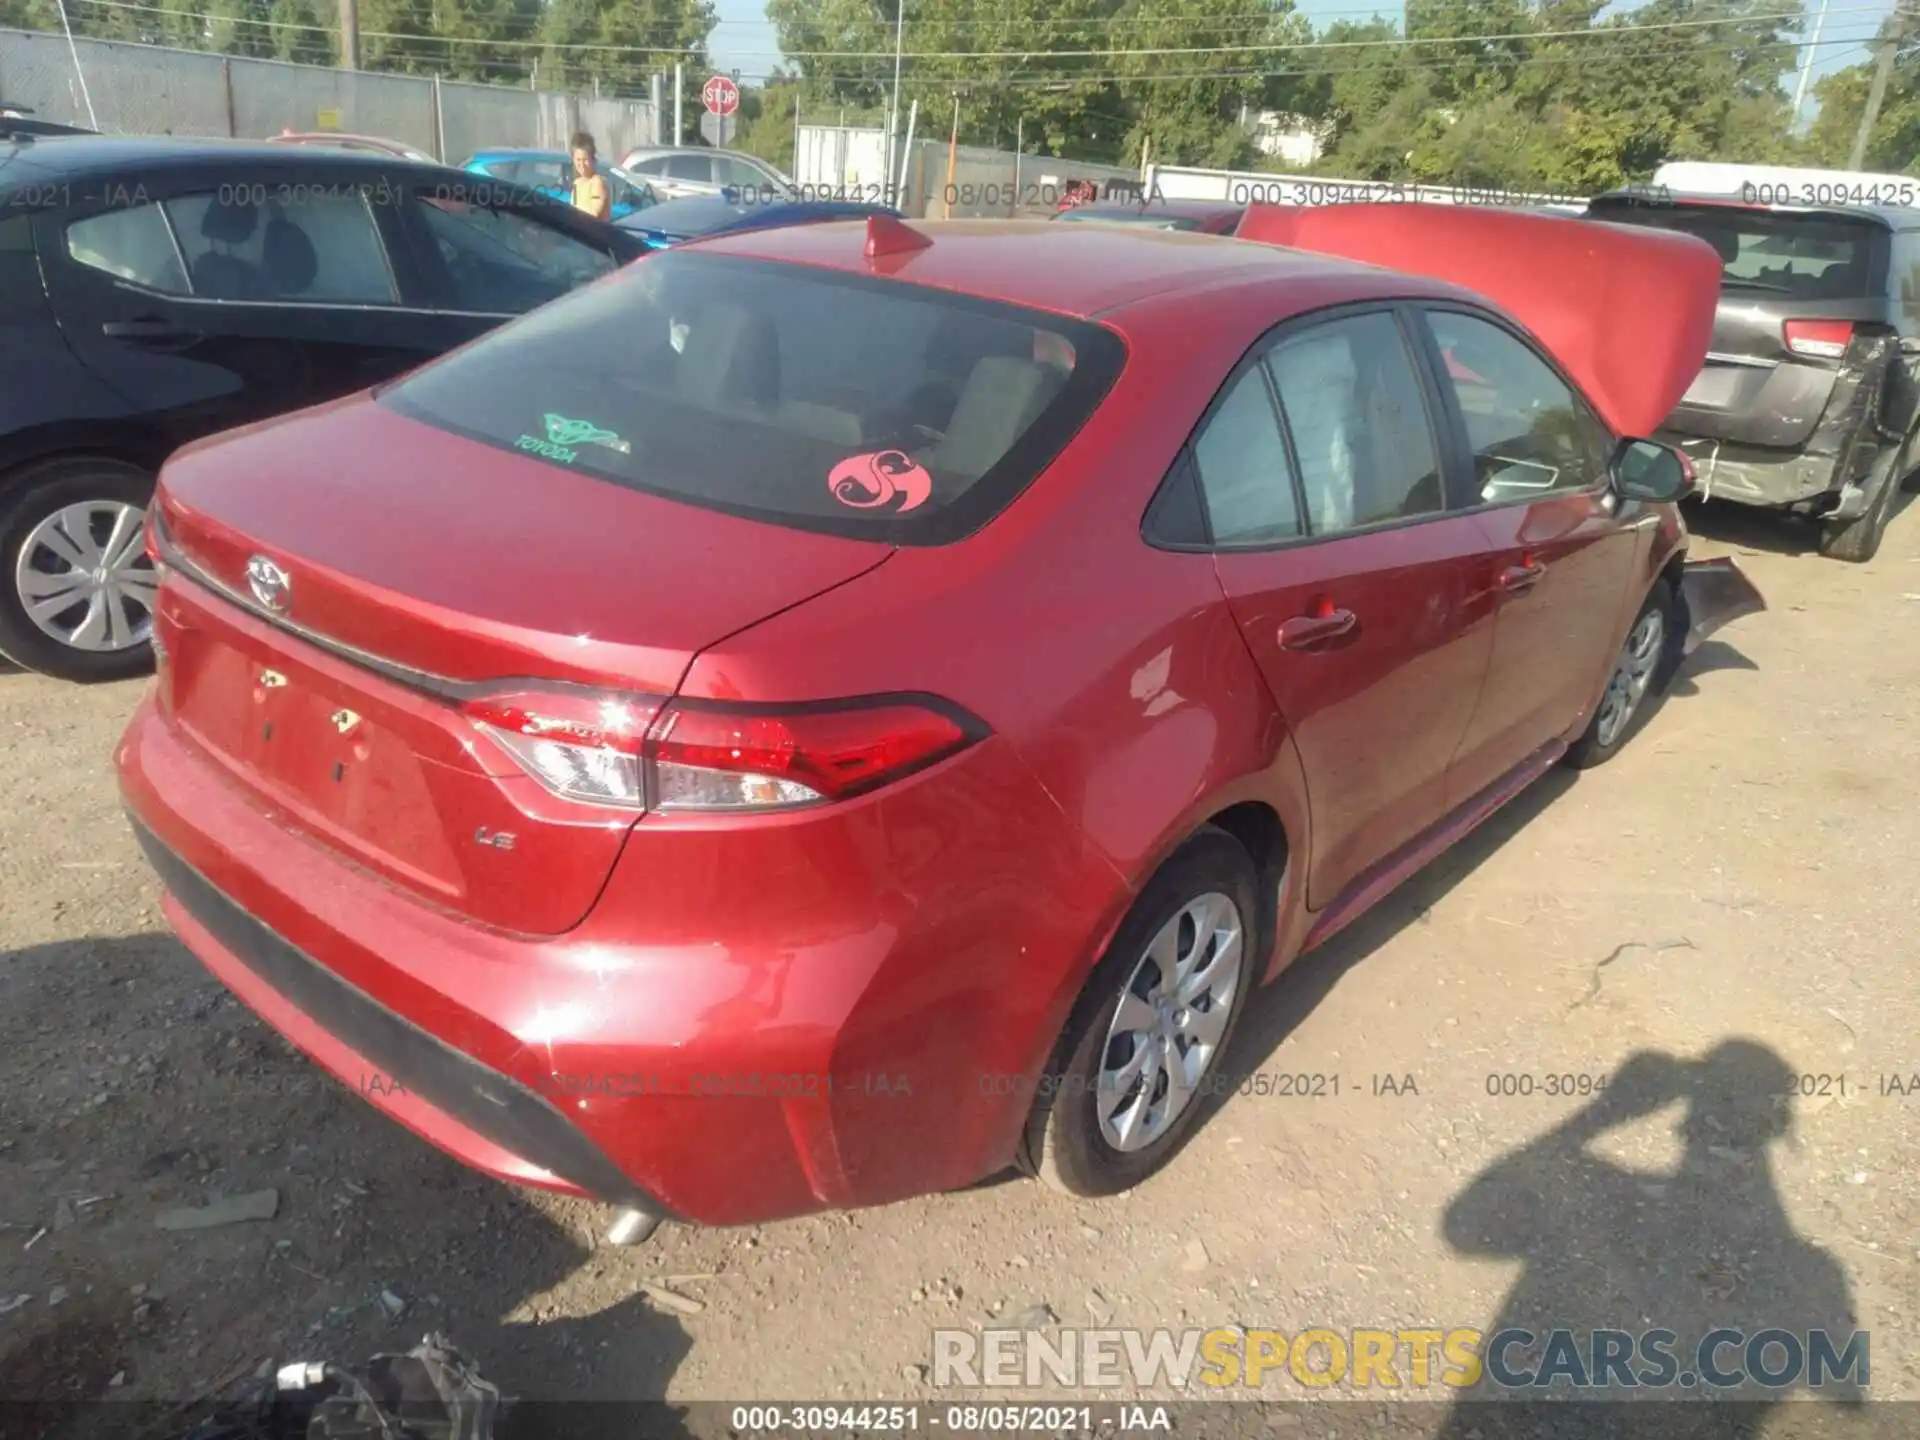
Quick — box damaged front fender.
[1677,557,1767,658]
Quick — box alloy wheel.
[1096,891,1245,1152]
[15,500,158,653]
[1593,607,1666,750]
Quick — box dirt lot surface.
[2,495,1917,1435]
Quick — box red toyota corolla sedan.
[118,205,1765,1235]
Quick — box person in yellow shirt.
[570,132,610,221]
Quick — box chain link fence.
[0,27,653,161]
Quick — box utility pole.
[887,0,905,188]
[338,0,360,69]
[1849,3,1910,170]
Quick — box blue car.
[461,148,658,221]
[614,192,903,249]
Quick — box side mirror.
[1613,438,1694,503]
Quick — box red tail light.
[465,688,663,809]
[1783,319,1853,360]
[464,688,981,813]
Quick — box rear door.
[1199,306,1499,908]
[1412,305,1642,803]
[37,160,436,445]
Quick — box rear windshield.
[380,250,1126,544]
[1594,201,1889,300]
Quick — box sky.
[704,0,1898,109]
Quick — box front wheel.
[0,458,160,683]
[1020,826,1260,1198]
[1564,580,1678,770]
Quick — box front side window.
[1264,312,1444,535]
[664,154,712,183]
[380,249,1126,544]
[1427,310,1611,504]
[413,196,614,312]
[65,204,189,294]
[164,190,396,303]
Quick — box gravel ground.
[2,494,1916,1436]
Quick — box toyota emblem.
[246,555,291,613]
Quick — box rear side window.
[1191,365,1301,544]
[1265,312,1444,534]
[380,250,1127,544]
[65,204,189,293]
[164,191,396,303]
[1597,202,1889,301]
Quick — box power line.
[61,0,1867,62]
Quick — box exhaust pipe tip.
[604,1206,664,1247]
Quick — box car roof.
[1590,187,1908,227]
[687,217,1432,318]
[1059,199,1243,221]
[470,147,564,160]
[0,134,423,179]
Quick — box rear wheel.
[1564,580,1677,771]
[1820,441,1906,564]
[0,458,160,683]
[1021,826,1259,1197]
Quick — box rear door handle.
[102,318,202,346]
[1278,608,1357,650]
[1496,561,1547,593]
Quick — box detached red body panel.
[1233,202,1723,437]
[117,217,1742,1227]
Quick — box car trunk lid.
[151,395,892,935]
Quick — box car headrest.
[677,304,780,409]
[924,356,1060,479]
[201,199,258,246]
[261,216,317,296]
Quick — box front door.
[389,188,625,354]
[1197,307,1500,908]
[1414,306,1644,805]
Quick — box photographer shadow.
[1434,1042,1866,1440]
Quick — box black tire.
[1820,440,1906,563]
[0,457,158,683]
[1019,825,1261,1198]
[1564,578,1680,771]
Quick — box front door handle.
[1278,608,1357,650]
[1496,561,1547,593]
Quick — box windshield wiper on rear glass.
[1721,277,1799,294]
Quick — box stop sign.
[702,74,740,117]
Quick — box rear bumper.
[1658,434,1846,508]
[127,815,673,1218]
[117,691,1125,1227]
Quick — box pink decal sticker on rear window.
[828,450,933,514]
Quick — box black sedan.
[0,135,644,681]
